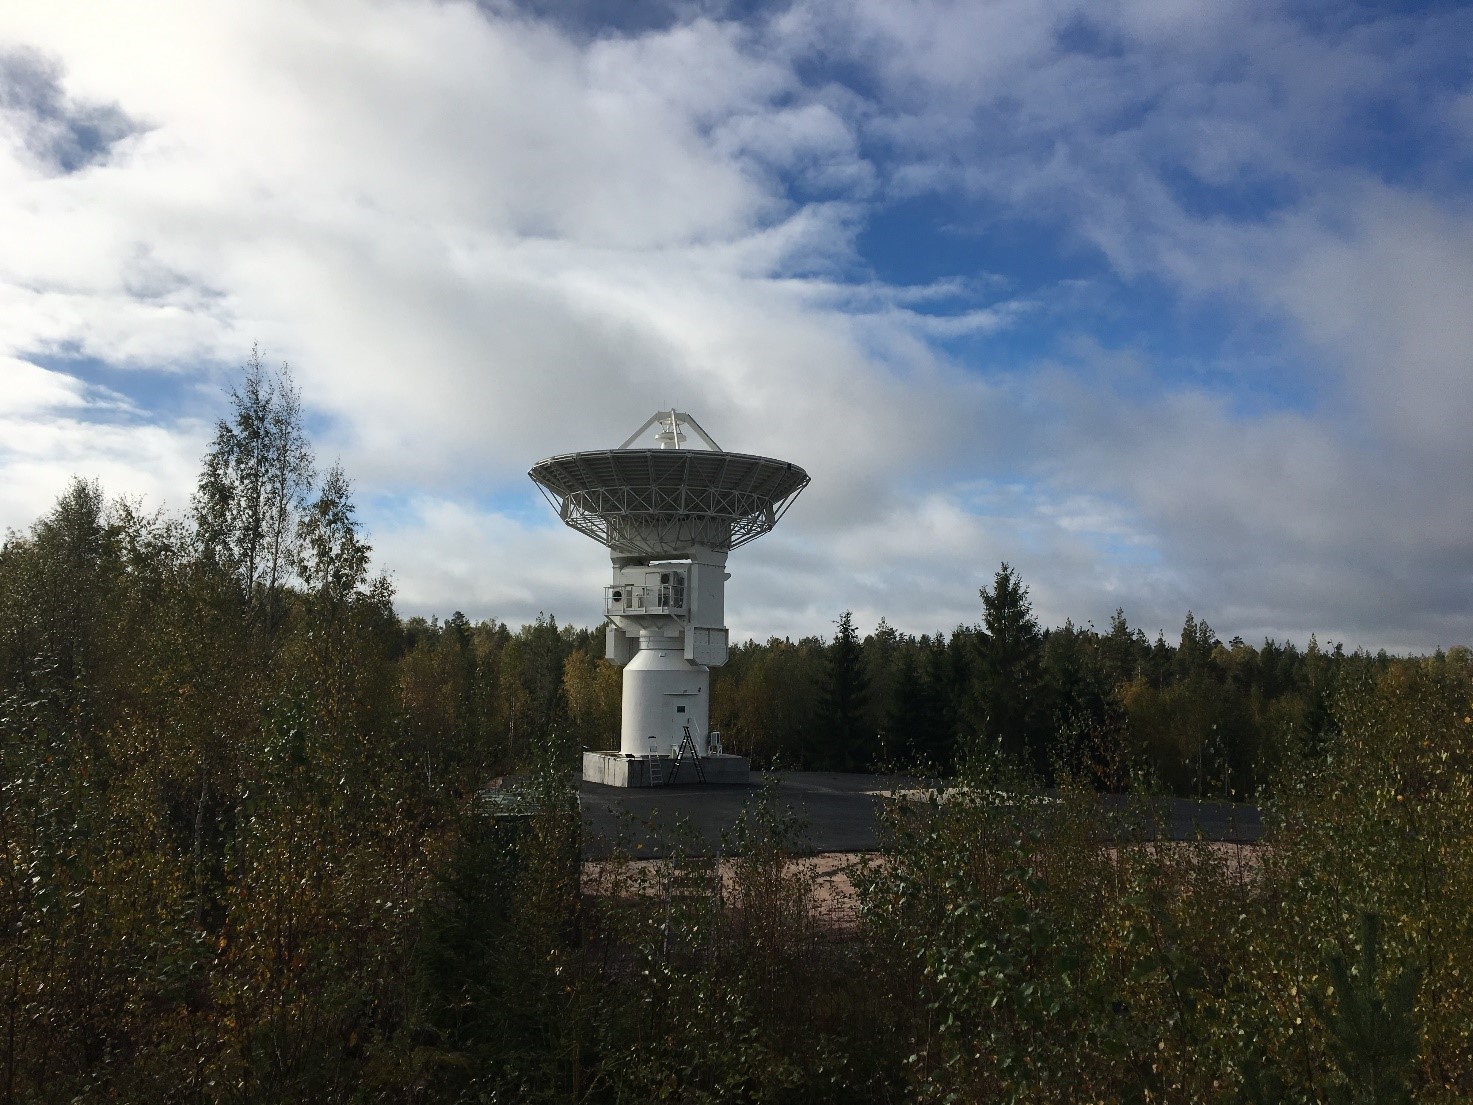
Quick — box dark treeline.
[4,355,1471,1102]
[712,569,1420,800]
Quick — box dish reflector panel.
[529,446,809,556]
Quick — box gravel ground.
[582,842,1264,938]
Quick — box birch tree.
[193,345,314,628]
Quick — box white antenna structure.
[530,410,809,784]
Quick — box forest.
[2,358,1471,1103]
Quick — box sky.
[1,0,1471,652]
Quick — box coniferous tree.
[948,624,982,738]
[1146,630,1173,689]
[819,611,869,770]
[1176,611,1220,681]
[974,563,1048,772]
[890,636,954,773]
[1310,913,1423,1105]
[861,618,901,759]
[1043,618,1118,776]
[1100,607,1145,686]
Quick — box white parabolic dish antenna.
[529,410,809,561]
[530,410,809,766]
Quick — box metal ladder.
[667,724,706,785]
[646,735,665,786]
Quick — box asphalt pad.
[578,771,1261,859]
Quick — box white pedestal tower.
[530,411,809,786]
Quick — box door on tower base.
[666,696,703,755]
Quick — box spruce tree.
[819,611,869,770]
[889,637,955,773]
[974,562,1048,773]
[1310,912,1423,1105]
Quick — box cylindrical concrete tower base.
[621,633,709,757]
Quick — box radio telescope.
[530,410,809,786]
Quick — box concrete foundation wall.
[582,750,751,788]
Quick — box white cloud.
[0,406,205,536]
[0,0,1470,653]
[370,495,607,622]
[1273,190,1473,452]
[1,357,89,413]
